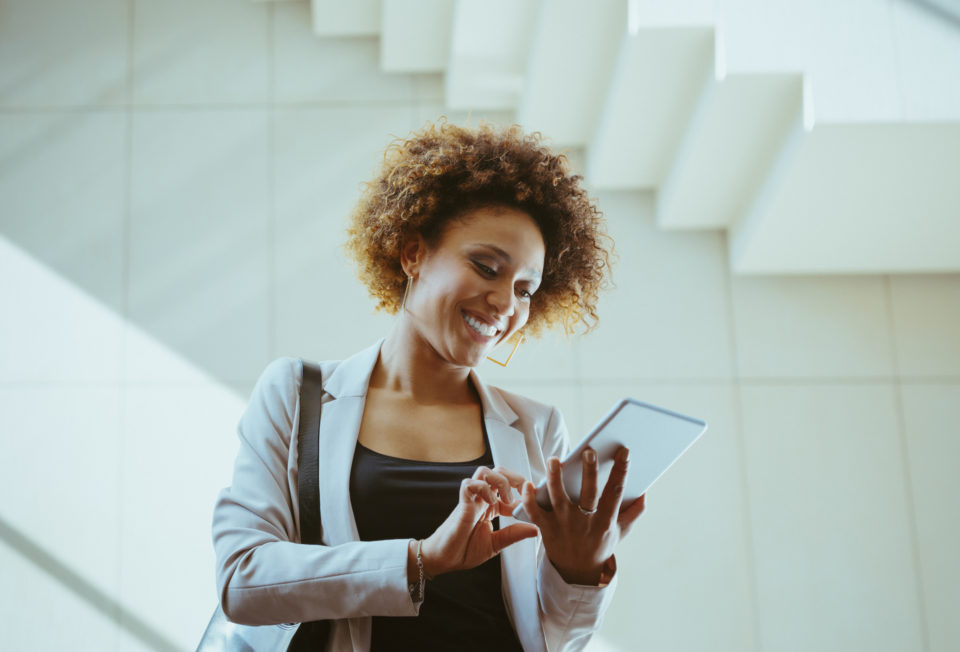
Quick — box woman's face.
[404,204,546,368]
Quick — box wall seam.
[117,0,136,646]
[267,2,278,359]
[722,234,763,652]
[884,274,931,651]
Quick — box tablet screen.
[513,398,708,521]
[578,399,707,503]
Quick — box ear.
[400,233,427,278]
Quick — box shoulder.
[245,357,341,425]
[240,357,344,446]
[240,358,304,438]
[255,357,303,394]
[252,357,344,398]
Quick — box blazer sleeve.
[211,358,419,626]
[536,405,619,652]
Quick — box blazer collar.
[322,337,521,431]
[468,367,519,428]
[322,338,383,399]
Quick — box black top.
[349,423,524,652]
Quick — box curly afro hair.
[344,119,614,337]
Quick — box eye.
[517,287,534,300]
[473,261,495,276]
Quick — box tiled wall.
[1,1,957,651]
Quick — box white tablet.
[512,398,708,522]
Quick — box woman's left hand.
[520,446,646,586]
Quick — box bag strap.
[296,361,324,545]
[290,361,332,651]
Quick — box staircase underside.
[308,0,960,274]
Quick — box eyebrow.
[476,243,543,279]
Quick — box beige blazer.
[212,339,616,652]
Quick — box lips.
[461,310,503,338]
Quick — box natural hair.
[344,119,614,337]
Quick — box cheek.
[419,262,459,295]
[417,268,470,319]
[439,265,482,299]
[512,303,532,329]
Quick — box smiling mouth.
[462,311,501,338]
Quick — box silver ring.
[578,505,597,515]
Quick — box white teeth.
[463,313,498,337]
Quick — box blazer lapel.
[470,370,548,652]
[309,345,547,652]
[315,339,383,546]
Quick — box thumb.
[490,523,539,554]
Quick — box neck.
[372,316,477,406]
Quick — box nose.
[486,279,516,318]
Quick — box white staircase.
[308,0,960,274]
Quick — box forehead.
[437,205,545,267]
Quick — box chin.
[460,352,486,369]
[453,346,489,369]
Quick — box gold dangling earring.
[400,275,413,313]
[486,332,524,367]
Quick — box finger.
[490,522,539,554]
[544,457,570,514]
[494,467,527,507]
[476,467,520,507]
[452,489,485,530]
[458,479,482,520]
[461,478,497,509]
[578,448,599,512]
[476,467,513,503]
[521,480,548,528]
[596,446,630,525]
[473,479,498,507]
[492,466,528,491]
[495,490,521,517]
[496,497,519,517]
[618,494,646,538]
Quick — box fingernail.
[585,449,596,464]
[550,458,560,472]
[617,447,630,463]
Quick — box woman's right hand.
[417,466,538,578]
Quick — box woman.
[212,121,647,652]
